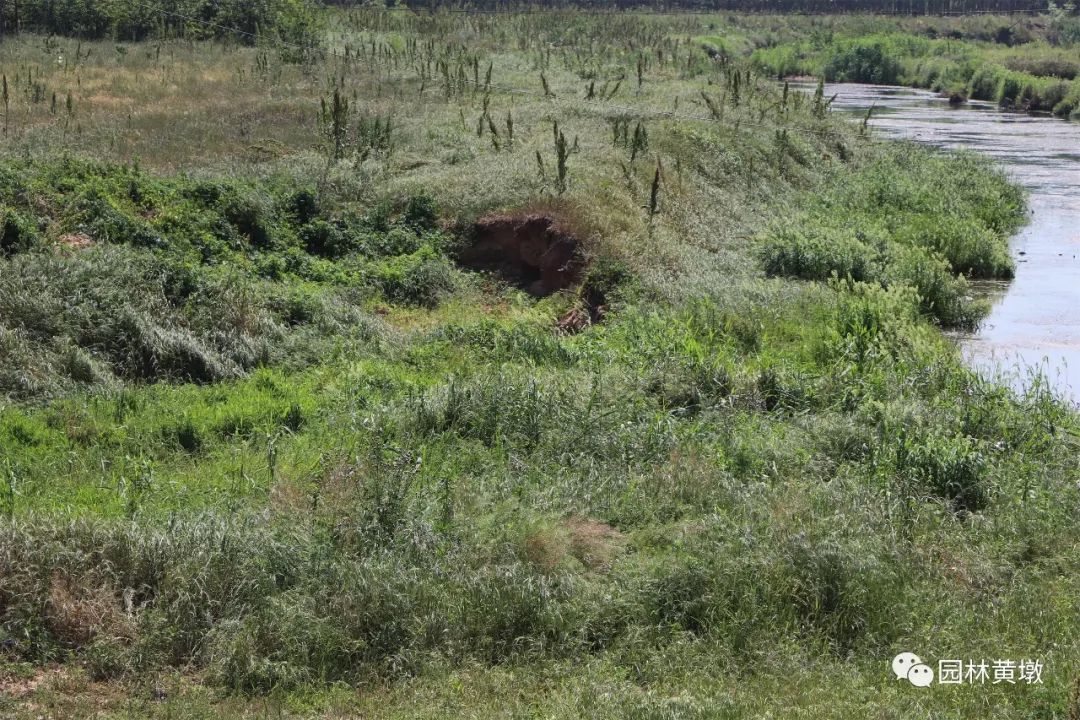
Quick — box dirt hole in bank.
[459,213,586,296]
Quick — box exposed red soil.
[461,213,585,296]
[57,232,93,251]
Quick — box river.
[795,82,1080,402]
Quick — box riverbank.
[744,12,1080,119]
[799,80,1080,401]
[1,8,1079,719]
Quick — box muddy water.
[796,82,1080,401]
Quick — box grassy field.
[1,7,1078,719]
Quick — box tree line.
[0,0,1060,45]
[330,0,1051,14]
[0,0,319,43]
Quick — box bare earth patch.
[57,233,93,251]
[461,213,585,296]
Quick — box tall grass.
[759,145,1021,328]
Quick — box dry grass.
[44,573,134,649]
[565,515,624,572]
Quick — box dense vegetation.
[0,7,1077,719]
[0,0,320,43]
[760,146,1022,327]
[395,0,1048,13]
[0,160,456,399]
[748,9,1080,117]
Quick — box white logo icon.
[892,652,922,680]
[893,652,934,687]
[907,663,935,687]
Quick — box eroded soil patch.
[460,213,585,296]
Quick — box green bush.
[0,159,466,397]
[579,257,635,309]
[894,214,1013,279]
[823,39,903,84]
[284,188,320,225]
[1053,80,1080,117]
[750,44,809,79]
[403,194,439,232]
[72,190,161,248]
[1003,55,1080,79]
[903,434,989,514]
[0,207,39,256]
[220,190,277,249]
[377,246,457,307]
[299,220,348,258]
[366,227,423,257]
[759,145,1019,329]
[885,244,979,329]
[205,563,420,691]
[761,228,878,283]
[433,320,578,366]
[759,224,975,328]
[967,63,1006,101]
[642,555,716,634]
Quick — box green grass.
[0,159,461,399]
[759,145,1022,328]
[0,7,1078,719]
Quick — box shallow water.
[796,82,1080,402]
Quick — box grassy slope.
[1,9,1078,719]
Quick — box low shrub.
[220,189,277,250]
[299,219,348,258]
[376,246,457,307]
[0,160,464,398]
[0,207,40,256]
[761,228,878,283]
[5,0,321,45]
[902,434,990,514]
[823,38,903,84]
[894,214,1013,279]
[403,194,440,232]
[1003,55,1080,80]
